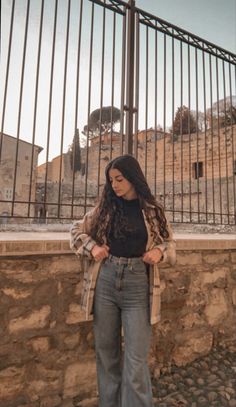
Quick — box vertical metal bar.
[154,23,158,197]
[229,63,236,224]
[195,48,200,222]
[172,32,175,222]
[125,0,135,154]
[11,0,30,216]
[97,3,106,196]
[163,34,166,209]
[71,0,83,219]
[57,0,71,218]
[202,47,208,223]
[222,59,230,223]
[120,7,126,154]
[84,2,94,214]
[209,55,215,223]
[144,25,148,177]
[188,42,192,222]
[28,0,45,218]
[180,41,183,222]
[0,0,15,163]
[216,57,223,223]
[110,12,116,160]
[44,0,58,217]
[134,11,140,160]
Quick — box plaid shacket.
[70,203,176,325]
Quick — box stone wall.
[0,133,42,221]
[0,235,235,406]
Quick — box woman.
[70,154,176,407]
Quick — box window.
[193,162,203,179]
[4,188,13,200]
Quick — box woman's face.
[108,168,137,200]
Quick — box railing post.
[125,0,135,155]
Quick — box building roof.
[0,132,43,153]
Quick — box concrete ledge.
[0,232,235,256]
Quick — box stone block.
[63,360,97,398]
[27,337,50,353]
[203,252,230,265]
[0,366,25,400]
[231,269,236,280]
[9,305,51,334]
[232,288,236,306]
[204,288,228,326]
[64,333,81,349]
[176,252,202,266]
[201,268,227,288]
[179,313,206,329]
[231,252,236,263]
[2,287,32,299]
[40,395,61,407]
[45,241,62,252]
[27,378,60,401]
[172,330,213,366]
[66,303,85,324]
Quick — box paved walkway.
[77,343,236,407]
[152,343,236,407]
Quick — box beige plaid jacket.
[70,203,176,325]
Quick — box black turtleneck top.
[107,198,148,258]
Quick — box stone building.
[36,125,236,223]
[0,133,42,223]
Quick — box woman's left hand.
[142,247,163,265]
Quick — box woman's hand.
[91,244,110,261]
[142,247,163,265]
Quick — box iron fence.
[0,0,235,224]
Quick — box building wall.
[35,125,236,222]
[0,235,235,406]
[0,134,42,221]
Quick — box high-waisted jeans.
[93,255,153,407]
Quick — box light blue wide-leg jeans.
[93,256,153,407]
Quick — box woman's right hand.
[91,244,110,261]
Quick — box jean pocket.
[130,261,147,275]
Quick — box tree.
[68,128,81,172]
[206,96,236,129]
[172,105,198,135]
[82,106,121,138]
[220,106,236,127]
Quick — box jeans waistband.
[107,254,143,266]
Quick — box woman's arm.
[70,210,97,259]
[154,220,176,266]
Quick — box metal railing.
[0,0,235,224]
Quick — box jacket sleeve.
[70,210,97,259]
[153,220,176,266]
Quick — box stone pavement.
[77,343,236,407]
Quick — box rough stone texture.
[9,305,51,333]
[0,239,235,406]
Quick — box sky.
[137,0,236,54]
[1,0,236,164]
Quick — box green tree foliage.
[82,106,121,138]
[173,105,198,135]
[68,129,81,172]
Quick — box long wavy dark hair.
[89,154,169,244]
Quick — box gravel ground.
[77,343,236,407]
[152,344,236,407]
